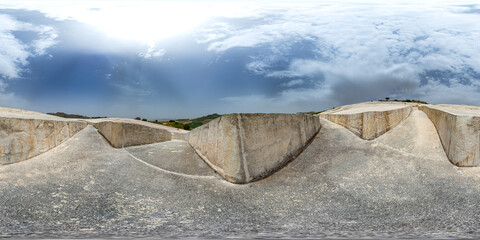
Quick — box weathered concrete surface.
[87,118,189,141]
[0,107,87,164]
[188,113,321,183]
[320,101,414,140]
[88,118,188,148]
[92,121,170,148]
[1,114,480,239]
[125,140,217,177]
[419,104,480,167]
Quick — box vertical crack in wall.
[236,114,250,183]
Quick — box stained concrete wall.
[419,105,479,167]
[188,113,321,183]
[93,121,172,148]
[319,106,412,140]
[0,118,87,164]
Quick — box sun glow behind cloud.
[0,1,198,43]
[0,0,271,43]
[83,4,209,42]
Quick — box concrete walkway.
[1,117,480,238]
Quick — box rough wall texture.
[319,106,412,140]
[188,113,321,183]
[171,132,189,141]
[419,105,480,167]
[0,118,87,164]
[93,121,172,148]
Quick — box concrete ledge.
[320,104,412,140]
[93,121,172,148]
[0,117,87,164]
[188,113,321,183]
[419,105,480,167]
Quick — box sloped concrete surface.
[125,141,216,177]
[188,113,321,183]
[0,107,87,164]
[320,101,414,140]
[89,118,190,148]
[86,118,189,141]
[1,115,480,238]
[419,104,480,167]
[0,107,69,120]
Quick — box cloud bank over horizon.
[0,0,479,119]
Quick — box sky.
[0,0,479,119]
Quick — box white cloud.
[246,61,270,75]
[281,79,304,87]
[0,1,274,63]
[0,0,269,43]
[139,44,166,59]
[0,14,29,79]
[0,14,57,108]
[0,14,58,79]
[418,81,480,106]
[206,1,480,108]
[32,25,58,55]
[268,59,324,78]
[1,0,480,113]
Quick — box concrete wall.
[188,113,321,184]
[0,118,87,164]
[93,121,172,148]
[419,105,479,167]
[171,132,189,141]
[319,106,412,140]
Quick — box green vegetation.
[307,111,325,115]
[47,112,106,119]
[162,120,186,129]
[380,99,428,104]
[399,99,428,104]
[297,110,326,115]
[187,113,222,129]
[152,113,223,131]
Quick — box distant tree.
[154,120,158,123]
[135,117,141,120]
[142,118,147,121]
[169,120,175,123]
[183,124,191,130]
[385,97,390,101]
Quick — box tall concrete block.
[320,106,412,140]
[188,113,321,183]
[419,105,480,167]
[93,121,172,148]
[0,118,87,164]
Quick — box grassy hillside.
[154,113,223,130]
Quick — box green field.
[152,113,223,131]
